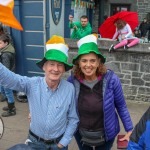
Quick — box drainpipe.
[98,0,105,27]
[45,0,50,41]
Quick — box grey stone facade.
[65,38,150,102]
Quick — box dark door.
[110,4,130,16]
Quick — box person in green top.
[69,15,92,39]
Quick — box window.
[110,4,130,16]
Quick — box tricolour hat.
[36,35,73,71]
[72,34,106,64]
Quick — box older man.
[0,35,79,150]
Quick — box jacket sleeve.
[128,107,150,149]
[113,75,133,132]
[139,22,143,31]
[127,141,143,150]
[75,25,92,39]
[1,53,13,70]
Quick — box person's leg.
[114,39,128,49]
[127,38,139,47]
[95,138,115,150]
[27,134,47,150]
[0,85,7,102]
[109,39,128,52]
[74,130,93,150]
[7,144,34,150]
[1,87,16,117]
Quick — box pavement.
[0,97,149,150]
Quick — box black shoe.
[124,45,129,50]
[2,110,16,117]
[3,106,16,111]
[109,44,114,53]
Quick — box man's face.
[0,40,7,49]
[80,18,88,27]
[43,60,65,85]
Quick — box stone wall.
[137,0,150,21]
[65,38,150,102]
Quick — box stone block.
[140,61,150,73]
[123,85,138,95]
[122,71,131,75]
[121,63,139,71]
[105,62,121,72]
[138,87,150,95]
[142,73,150,81]
[115,52,129,62]
[132,78,144,86]
[135,95,150,102]
[124,75,131,79]
[125,95,136,101]
[116,73,124,79]
[120,79,130,84]
[132,72,142,78]
[145,82,150,87]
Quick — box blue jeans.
[0,85,15,103]
[74,130,115,150]
[27,133,68,150]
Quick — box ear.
[4,42,8,46]
[42,63,46,71]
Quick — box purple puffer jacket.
[67,69,133,141]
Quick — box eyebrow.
[80,58,97,61]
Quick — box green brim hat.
[36,35,73,71]
[72,34,106,64]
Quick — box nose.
[86,61,91,66]
[53,64,59,71]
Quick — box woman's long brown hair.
[115,19,126,30]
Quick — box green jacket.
[69,21,92,39]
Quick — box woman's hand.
[121,35,126,40]
[119,131,132,141]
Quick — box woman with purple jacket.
[67,34,133,150]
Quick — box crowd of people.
[136,18,150,43]
[0,24,16,117]
[0,13,149,150]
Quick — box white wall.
[49,0,64,37]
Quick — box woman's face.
[79,52,100,80]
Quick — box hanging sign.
[51,0,62,25]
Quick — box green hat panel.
[36,35,73,71]
[72,35,106,64]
